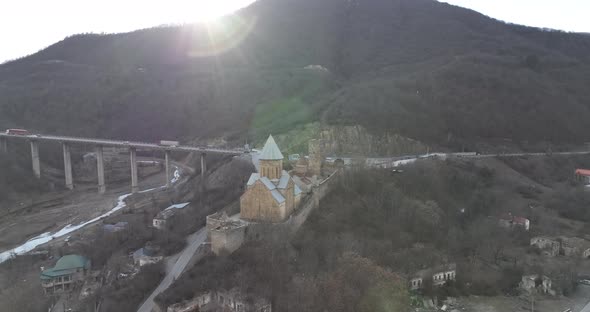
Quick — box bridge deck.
[0,133,245,155]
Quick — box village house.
[530,236,561,256]
[575,169,590,184]
[153,202,190,229]
[133,244,163,267]
[409,263,457,290]
[560,237,590,258]
[166,288,271,312]
[520,275,554,295]
[240,135,302,223]
[530,236,590,258]
[40,254,90,295]
[499,213,530,231]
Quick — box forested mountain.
[2,0,590,147]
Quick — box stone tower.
[259,135,284,180]
[308,139,322,176]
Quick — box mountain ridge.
[1,0,590,149]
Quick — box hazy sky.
[440,0,590,32]
[1,0,589,64]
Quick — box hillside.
[156,155,590,311]
[2,0,590,148]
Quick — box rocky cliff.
[319,125,427,157]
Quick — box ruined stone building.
[240,135,301,223]
[409,263,456,290]
[530,236,560,257]
[207,212,247,255]
[166,288,271,312]
[530,236,590,258]
[520,275,553,295]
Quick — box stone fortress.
[206,134,337,256]
[180,136,340,312]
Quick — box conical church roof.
[259,135,284,160]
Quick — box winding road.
[137,228,208,312]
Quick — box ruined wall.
[211,225,246,255]
[123,187,181,213]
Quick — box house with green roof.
[40,254,90,294]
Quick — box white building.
[409,263,457,290]
[153,202,190,229]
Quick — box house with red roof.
[575,169,590,184]
[499,213,530,231]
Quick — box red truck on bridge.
[5,129,29,135]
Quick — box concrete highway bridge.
[0,133,246,194]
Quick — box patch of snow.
[0,164,186,263]
[392,158,418,167]
[303,65,330,73]
[170,167,181,184]
[164,202,190,211]
[139,187,163,194]
[0,193,132,263]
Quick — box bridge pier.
[63,143,74,190]
[200,153,207,192]
[96,146,106,194]
[30,140,40,179]
[165,150,171,188]
[130,147,138,193]
[0,137,6,153]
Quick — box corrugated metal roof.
[247,173,260,186]
[277,171,290,189]
[271,189,286,204]
[41,255,89,279]
[245,170,299,204]
[259,135,284,160]
[294,184,302,196]
[164,202,190,211]
[259,177,277,190]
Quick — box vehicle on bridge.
[160,140,179,147]
[5,128,29,135]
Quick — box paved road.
[353,150,590,169]
[137,228,208,312]
[579,286,590,312]
[0,133,245,155]
[575,284,590,312]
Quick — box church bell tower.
[259,135,284,180]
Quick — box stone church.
[240,135,302,222]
